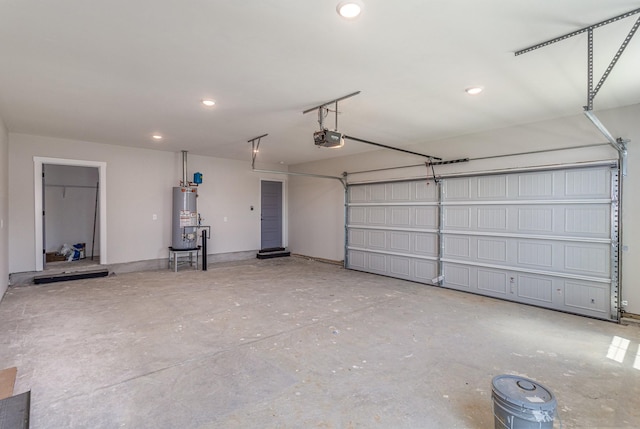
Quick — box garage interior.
[1,2,640,428]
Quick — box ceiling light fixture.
[201,99,215,107]
[337,1,363,19]
[152,134,163,140]
[465,86,484,95]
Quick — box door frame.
[34,157,107,271]
[259,179,286,250]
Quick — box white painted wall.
[0,116,8,301]
[289,175,345,261]
[44,165,100,257]
[289,104,640,316]
[8,134,286,273]
[179,154,288,254]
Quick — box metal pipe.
[202,229,207,271]
[252,168,347,189]
[343,185,349,269]
[583,110,619,148]
[302,91,361,114]
[594,16,640,100]
[181,150,188,186]
[347,143,611,175]
[515,8,640,56]
[344,135,442,160]
[248,134,268,170]
[587,29,594,110]
[436,180,444,286]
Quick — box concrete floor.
[0,256,639,428]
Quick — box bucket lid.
[491,375,556,411]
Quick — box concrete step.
[256,248,291,259]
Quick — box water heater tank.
[172,186,198,249]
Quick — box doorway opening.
[34,157,107,272]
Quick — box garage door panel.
[347,165,617,320]
[478,207,508,230]
[564,245,609,275]
[390,232,411,252]
[415,181,438,201]
[441,265,610,318]
[368,253,387,273]
[415,207,438,228]
[367,230,386,250]
[369,184,387,202]
[565,281,609,314]
[443,207,471,229]
[517,275,554,303]
[415,260,438,281]
[390,256,411,278]
[517,241,553,268]
[348,250,366,270]
[414,233,438,256]
[517,207,553,233]
[477,238,508,263]
[443,179,470,200]
[349,186,368,203]
[444,235,610,279]
[349,229,366,247]
[390,207,412,227]
[443,264,471,289]
[518,172,554,197]
[564,206,609,235]
[477,269,508,295]
[445,169,610,201]
[348,207,366,224]
[443,205,610,239]
[368,207,387,224]
[347,249,438,285]
[564,169,609,197]
[443,236,471,258]
[390,182,411,201]
[477,176,508,199]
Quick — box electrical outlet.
[622,300,628,306]
[152,214,157,221]
[224,217,228,222]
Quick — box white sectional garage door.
[346,165,619,320]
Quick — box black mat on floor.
[0,391,30,429]
[33,269,109,284]
[256,251,290,259]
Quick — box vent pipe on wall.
[181,150,188,186]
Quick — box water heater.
[172,186,198,249]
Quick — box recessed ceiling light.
[465,86,484,95]
[337,1,363,19]
[201,99,215,107]
[152,134,163,140]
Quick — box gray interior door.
[261,180,283,250]
[346,165,619,321]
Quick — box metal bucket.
[491,375,557,429]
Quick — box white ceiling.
[0,1,639,165]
